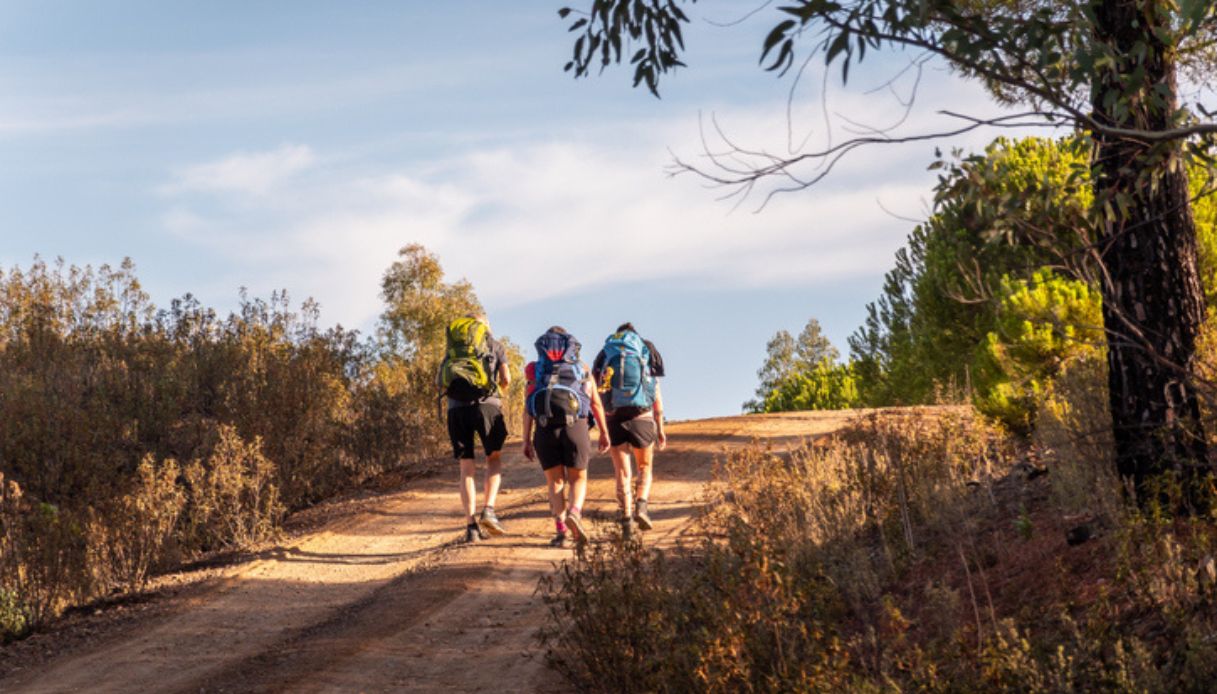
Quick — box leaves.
[559,0,696,95]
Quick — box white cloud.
[164,144,316,197]
[157,65,1034,330]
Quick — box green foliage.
[558,0,694,96]
[1191,169,1217,308]
[745,318,843,411]
[747,318,856,413]
[973,270,1104,434]
[850,136,1092,407]
[761,361,861,413]
[849,136,1217,423]
[562,0,1217,149]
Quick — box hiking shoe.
[463,523,485,544]
[548,532,568,548]
[620,517,635,542]
[633,500,653,531]
[479,507,506,536]
[566,513,588,545]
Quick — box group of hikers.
[438,315,665,547]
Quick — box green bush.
[973,269,1104,433]
[759,360,861,412]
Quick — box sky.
[0,1,1028,419]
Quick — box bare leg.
[459,458,478,523]
[568,467,589,512]
[483,450,503,509]
[544,466,568,521]
[610,445,633,517]
[633,445,655,503]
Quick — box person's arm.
[522,360,535,460]
[436,364,446,421]
[495,343,511,389]
[584,377,610,453]
[652,381,666,450]
[522,409,535,461]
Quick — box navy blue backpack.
[527,330,590,428]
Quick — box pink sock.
[555,518,567,533]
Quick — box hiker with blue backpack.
[593,322,666,541]
[437,314,512,543]
[522,326,610,547]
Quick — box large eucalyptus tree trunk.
[1091,0,1211,507]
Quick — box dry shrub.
[0,258,452,637]
[89,455,186,592]
[1033,354,1123,523]
[542,407,1217,692]
[539,532,853,693]
[182,425,282,552]
[541,409,1006,692]
[0,473,91,636]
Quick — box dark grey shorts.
[533,418,592,471]
[448,403,508,460]
[607,415,657,449]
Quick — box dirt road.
[1,411,857,693]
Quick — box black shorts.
[607,414,657,449]
[533,418,592,471]
[448,403,508,460]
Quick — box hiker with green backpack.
[593,322,666,541]
[437,314,512,543]
[522,326,610,548]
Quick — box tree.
[746,318,846,412]
[744,329,796,412]
[761,361,861,412]
[849,137,1094,406]
[558,0,1217,505]
[378,244,482,364]
[795,318,839,368]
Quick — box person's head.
[467,312,490,331]
[617,322,636,333]
[547,325,568,335]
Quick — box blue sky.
[1,1,1019,419]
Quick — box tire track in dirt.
[1,411,857,694]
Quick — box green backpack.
[440,317,495,401]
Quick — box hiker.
[593,322,666,540]
[522,326,610,547]
[438,313,512,543]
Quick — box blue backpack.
[601,330,655,409]
[527,330,590,427]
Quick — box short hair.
[617,322,636,333]
[547,325,568,335]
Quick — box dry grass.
[540,407,1217,693]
